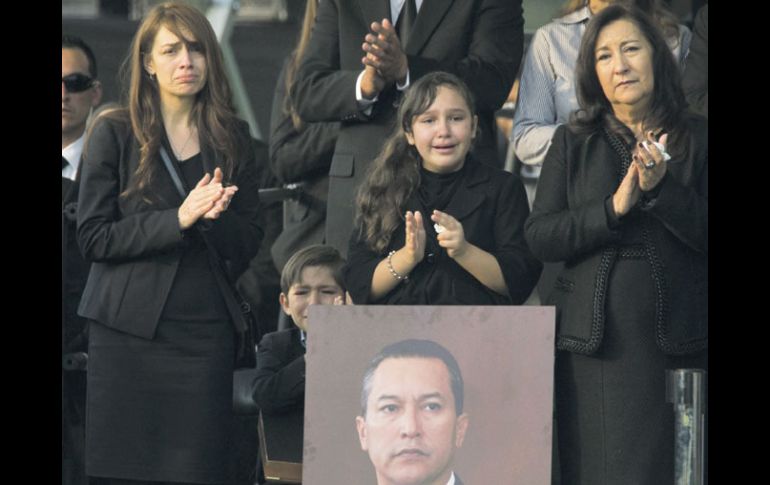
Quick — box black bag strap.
[158,146,253,333]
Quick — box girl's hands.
[431,210,468,259]
[403,210,426,265]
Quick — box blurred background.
[62,0,703,144]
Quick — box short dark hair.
[280,245,346,294]
[360,339,464,417]
[572,4,688,152]
[62,34,98,78]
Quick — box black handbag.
[159,146,259,369]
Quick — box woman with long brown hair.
[76,3,263,483]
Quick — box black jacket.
[269,59,340,271]
[525,114,708,355]
[252,327,306,414]
[77,114,264,339]
[345,158,541,305]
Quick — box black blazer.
[76,114,264,339]
[525,115,708,355]
[292,0,525,255]
[251,327,306,414]
[345,158,541,305]
[269,59,340,271]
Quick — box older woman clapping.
[524,5,707,484]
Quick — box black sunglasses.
[62,73,95,93]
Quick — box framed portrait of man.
[301,305,555,484]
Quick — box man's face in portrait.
[356,357,469,485]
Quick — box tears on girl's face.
[406,86,477,174]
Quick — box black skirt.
[86,318,234,484]
[554,257,707,484]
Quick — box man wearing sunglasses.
[62,33,101,485]
[62,35,102,181]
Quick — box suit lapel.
[405,0,454,55]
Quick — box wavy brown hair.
[571,4,689,158]
[283,0,319,131]
[119,2,246,201]
[354,72,477,253]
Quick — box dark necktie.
[62,156,69,171]
[396,0,417,48]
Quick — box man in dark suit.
[355,339,469,485]
[62,34,101,485]
[291,0,524,255]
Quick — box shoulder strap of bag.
[158,146,252,333]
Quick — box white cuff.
[356,70,377,116]
[396,69,411,91]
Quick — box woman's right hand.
[612,163,641,217]
[404,210,426,265]
[178,170,225,230]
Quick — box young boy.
[251,245,346,413]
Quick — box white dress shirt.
[62,133,86,181]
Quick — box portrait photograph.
[302,305,555,484]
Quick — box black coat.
[292,0,525,255]
[525,114,708,355]
[345,158,541,305]
[269,59,340,271]
[76,114,264,339]
[251,327,306,414]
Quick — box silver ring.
[644,161,655,169]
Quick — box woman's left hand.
[431,210,468,259]
[633,132,669,192]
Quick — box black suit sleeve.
[252,332,306,414]
[524,126,622,263]
[77,117,185,262]
[291,0,365,123]
[270,61,341,185]
[491,173,542,304]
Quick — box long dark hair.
[571,4,688,156]
[118,2,246,201]
[354,72,477,253]
[283,0,319,131]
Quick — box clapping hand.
[404,210,426,265]
[431,210,468,259]
[361,19,408,85]
[202,168,238,221]
[633,132,669,192]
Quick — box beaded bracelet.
[387,250,409,281]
